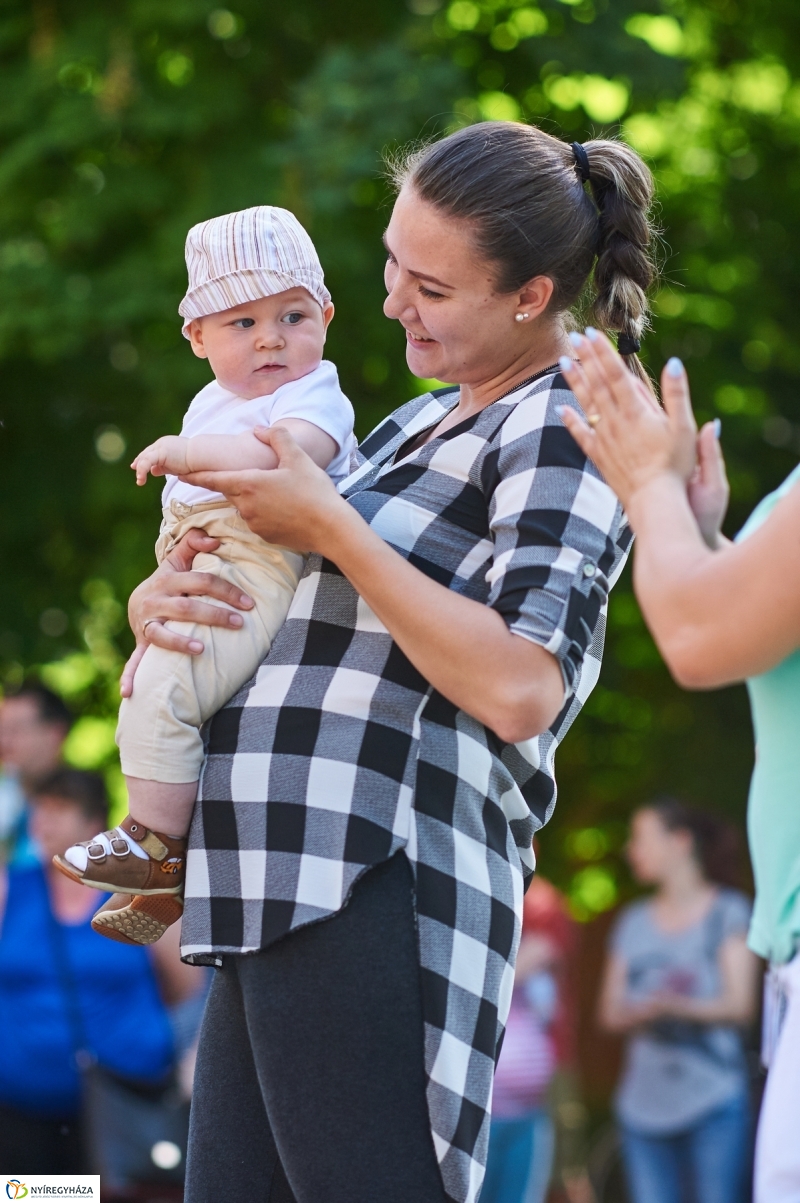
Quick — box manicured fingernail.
[568,332,582,348]
[188,641,204,653]
[585,327,599,341]
[559,356,574,373]
[713,418,721,438]
[229,613,243,627]
[666,357,684,377]
[239,594,254,607]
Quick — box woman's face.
[626,809,694,885]
[383,186,554,386]
[29,796,100,863]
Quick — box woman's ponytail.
[581,139,656,382]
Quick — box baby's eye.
[232,317,256,328]
[282,312,304,325]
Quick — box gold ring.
[587,413,603,428]
[142,619,161,637]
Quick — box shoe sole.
[52,854,183,896]
[92,894,184,946]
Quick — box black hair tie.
[617,332,642,356]
[571,142,591,183]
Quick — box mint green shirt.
[736,464,800,964]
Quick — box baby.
[53,206,355,944]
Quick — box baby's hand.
[131,436,190,485]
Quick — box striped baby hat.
[178,206,331,336]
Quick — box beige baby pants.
[116,498,304,783]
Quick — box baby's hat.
[178,206,331,337]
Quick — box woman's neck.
[410,323,572,453]
[652,860,715,929]
[458,325,573,413]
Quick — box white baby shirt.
[161,359,356,508]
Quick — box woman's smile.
[405,328,436,347]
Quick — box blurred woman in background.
[598,800,759,1203]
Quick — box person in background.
[0,768,203,1174]
[0,682,72,865]
[482,877,578,1203]
[598,800,760,1203]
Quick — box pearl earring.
[515,313,529,323]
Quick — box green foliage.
[2,0,798,903]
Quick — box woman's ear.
[516,276,556,322]
[187,319,208,360]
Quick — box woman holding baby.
[99,125,656,1203]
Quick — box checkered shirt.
[181,368,631,1203]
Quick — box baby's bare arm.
[132,436,192,485]
[269,419,338,469]
[132,420,338,485]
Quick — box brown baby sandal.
[91,891,184,946]
[52,814,186,896]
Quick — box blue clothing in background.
[621,1093,751,1203]
[481,1110,554,1203]
[0,773,37,868]
[0,864,173,1117]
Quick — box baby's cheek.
[288,331,326,373]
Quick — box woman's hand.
[120,529,255,698]
[558,331,698,511]
[178,426,347,555]
[687,420,730,550]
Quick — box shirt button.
[582,563,596,577]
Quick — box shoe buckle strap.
[139,830,169,861]
[86,843,107,862]
[109,837,129,857]
[121,816,169,861]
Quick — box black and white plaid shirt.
[182,368,631,1203]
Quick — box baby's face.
[187,287,334,400]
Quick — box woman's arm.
[651,934,760,1026]
[597,951,659,1034]
[559,334,800,687]
[181,428,566,743]
[132,419,338,484]
[628,474,800,686]
[598,938,759,1033]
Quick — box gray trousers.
[184,853,448,1203]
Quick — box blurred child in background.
[483,875,584,1203]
